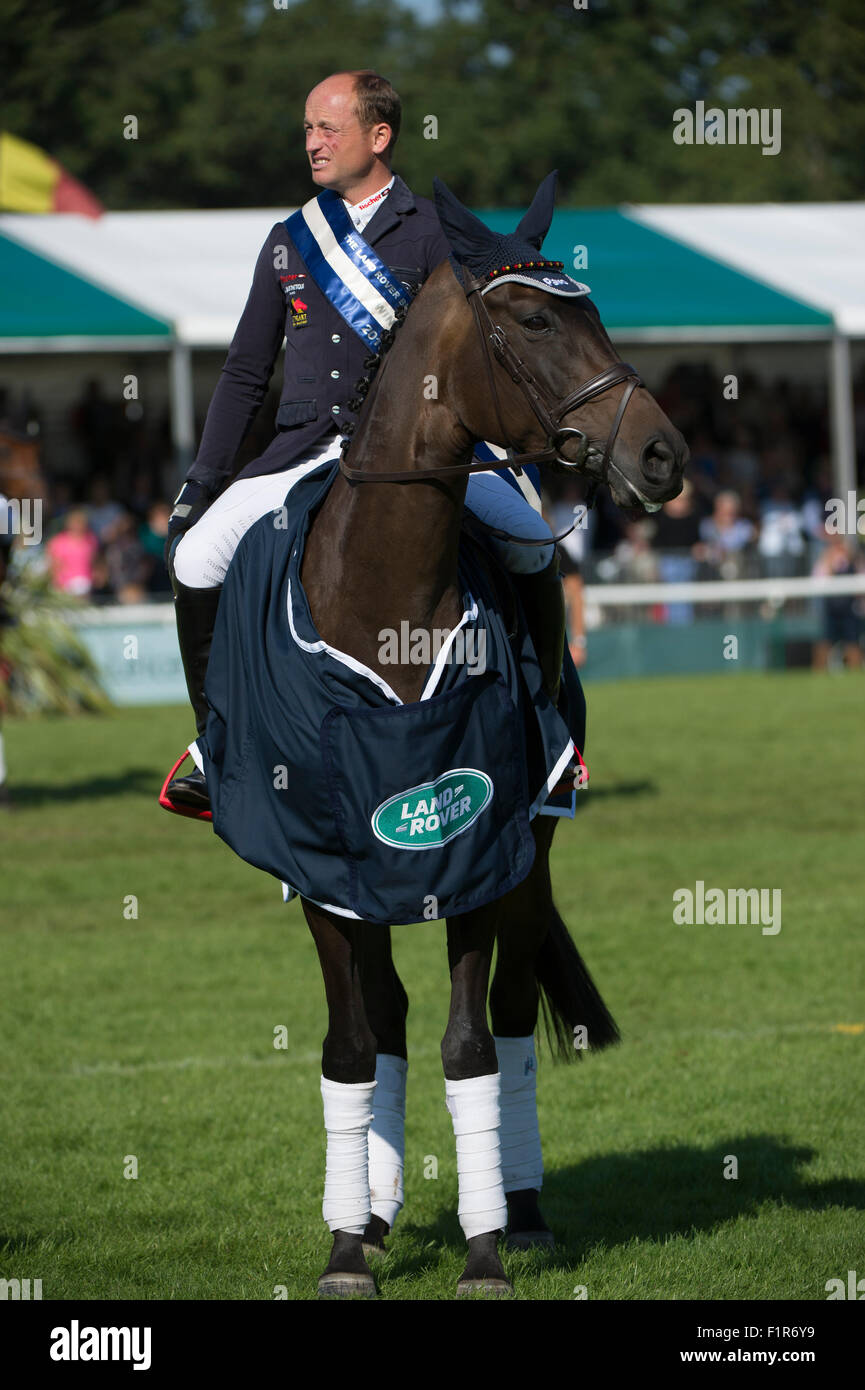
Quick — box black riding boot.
[511,554,566,706]
[166,580,222,813]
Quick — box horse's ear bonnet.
[433,171,591,300]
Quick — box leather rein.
[339,263,643,546]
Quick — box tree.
[2,0,863,209]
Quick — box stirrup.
[550,748,588,798]
[158,750,213,821]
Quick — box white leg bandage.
[0,729,6,786]
[445,1073,508,1240]
[320,1076,376,1235]
[368,1054,407,1230]
[494,1035,544,1193]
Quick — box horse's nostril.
[641,435,676,484]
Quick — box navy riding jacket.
[187,174,452,495]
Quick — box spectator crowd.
[43,484,172,603]
[2,361,864,615]
[547,359,865,585]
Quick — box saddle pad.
[199,459,579,923]
[321,673,534,922]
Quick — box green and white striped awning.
[479,206,834,339]
[3,201,862,349]
[0,227,172,347]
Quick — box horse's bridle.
[339,263,644,542]
[458,265,642,480]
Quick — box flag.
[0,132,103,218]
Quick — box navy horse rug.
[195,460,585,925]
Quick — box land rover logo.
[371,769,494,851]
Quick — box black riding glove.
[165,479,214,568]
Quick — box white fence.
[66,573,865,703]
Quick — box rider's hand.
[165,480,213,569]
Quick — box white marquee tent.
[1,202,863,490]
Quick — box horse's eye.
[522,315,548,333]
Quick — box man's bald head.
[306,72,357,121]
[308,71,401,152]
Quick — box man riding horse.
[184,163,686,1294]
[163,68,566,817]
[161,65,645,1278]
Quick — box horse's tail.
[535,904,621,1062]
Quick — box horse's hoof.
[317,1271,377,1299]
[504,1230,555,1251]
[361,1213,390,1259]
[456,1276,514,1298]
[362,1240,388,1260]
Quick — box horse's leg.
[303,900,378,1299]
[442,908,513,1297]
[354,924,409,1254]
[489,815,557,1248]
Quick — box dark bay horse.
[0,430,45,798]
[0,427,45,511]
[291,175,687,1297]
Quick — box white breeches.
[172,436,554,589]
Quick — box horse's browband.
[339,263,642,504]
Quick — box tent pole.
[829,332,856,500]
[168,340,195,484]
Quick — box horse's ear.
[433,177,499,269]
[514,171,558,249]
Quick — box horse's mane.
[339,295,414,453]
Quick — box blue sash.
[285,194,541,510]
[472,441,543,513]
[285,191,411,350]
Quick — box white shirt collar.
[344,176,395,233]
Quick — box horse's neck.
[301,285,473,701]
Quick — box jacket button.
[331,405,340,415]
[331,333,341,343]
[330,370,340,379]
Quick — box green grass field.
[1,671,863,1301]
